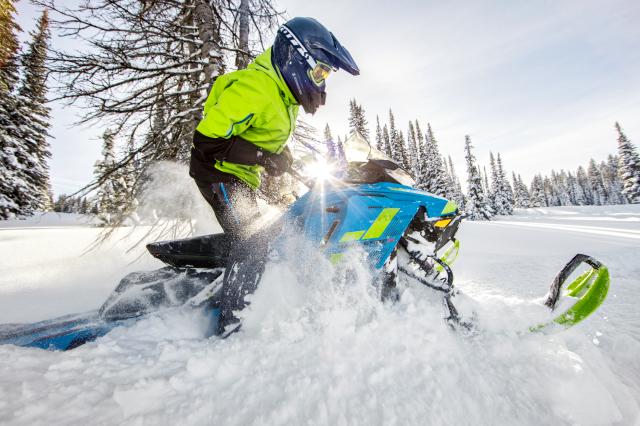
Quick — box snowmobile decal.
[338,207,400,242]
[362,208,400,239]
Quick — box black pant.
[195,178,259,240]
[194,176,264,335]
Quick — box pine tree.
[414,121,427,180]
[488,153,500,212]
[464,136,492,220]
[615,122,640,203]
[518,174,531,208]
[382,124,392,158]
[448,155,465,209]
[587,159,606,205]
[601,155,626,204]
[489,152,513,215]
[395,130,411,172]
[543,176,557,206]
[416,123,448,197]
[324,123,334,157]
[0,0,23,219]
[554,170,571,206]
[496,154,514,214]
[529,175,546,207]
[348,99,369,141]
[16,10,53,212]
[0,0,21,92]
[374,116,383,152]
[566,171,583,205]
[387,109,400,162]
[323,123,345,164]
[576,166,593,205]
[406,121,419,177]
[513,173,531,208]
[482,166,495,214]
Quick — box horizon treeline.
[338,99,640,220]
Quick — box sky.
[15,0,640,195]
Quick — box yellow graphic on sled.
[338,208,400,243]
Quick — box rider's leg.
[194,178,258,240]
[193,177,264,335]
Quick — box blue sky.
[15,0,640,194]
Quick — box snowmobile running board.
[531,254,610,333]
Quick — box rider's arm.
[196,77,267,139]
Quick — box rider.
[189,17,360,240]
[189,17,359,335]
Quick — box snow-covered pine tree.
[543,175,559,206]
[464,136,492,220]
[601,155,626,204]
[324,124,334,158]
[406,121,419,177]
[529,175,546,207]
[615,122,640,203]
[0,0,24,219]
[348,99,369,141]
[511,172,520,208]
[16,10,52,212]
[566,171,583,205]
[488,153,504,214]
[395,130,411,172]
[382,124,392,158]
[416,123,448,197]
[482,165,494,211]
[335,135,346,164]
[413,121,427,180]
[496,153,514,214]
[587,159,606,206]
[448,155,465,209]
[517,174,531,208]
[512,172,524,208]
[387,109,398,161]
[576,166,593,205]
[441,154,456,199]
[513,173,530,208]
[554,170,571,206]
[323,123,345,164]
[375,116,383,152]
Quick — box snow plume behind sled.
[130,161,222,235]
[0,238,634,424]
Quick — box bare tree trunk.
[235,0,250,69]
[194,0,224,89]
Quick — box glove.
[259,146,292,177]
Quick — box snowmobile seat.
[146,233,231,268]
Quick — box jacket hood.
[248,48,298,107]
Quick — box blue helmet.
[272,17,360,114]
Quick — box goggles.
[309,62,332,86]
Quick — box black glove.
[259,146,292,177]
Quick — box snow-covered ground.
[0,207,639,425]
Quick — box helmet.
[272,17,360,114]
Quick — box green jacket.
[195,48,299,188]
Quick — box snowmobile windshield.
[342,132,416,187]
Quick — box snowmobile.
[0,134,610,350]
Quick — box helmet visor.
[309,62,332,86]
